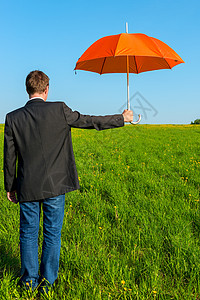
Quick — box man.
[4,70,133,291]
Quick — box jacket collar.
[25,98,45,106]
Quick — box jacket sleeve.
[4,114,17,192]
[62,103,124,130]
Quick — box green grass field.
[0,124,200,299]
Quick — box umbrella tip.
[126,22,128,33]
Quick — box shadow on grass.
[0,237,20,277]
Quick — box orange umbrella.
[75,26,184,124]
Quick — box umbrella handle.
[130,114,141,125]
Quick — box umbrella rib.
[133,56,139,74]
[149,37,172,69]
[100,57,106,74]
[164,58,172,69]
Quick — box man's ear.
[43,85,49,101]
[45,85,49,94]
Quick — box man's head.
[26,70,49,100]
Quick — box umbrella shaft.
[127,56,130,110]
[127,72,130,110]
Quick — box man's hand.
[122,109,133,123]
[7,191,18,204]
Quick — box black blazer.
[4,98,124,202]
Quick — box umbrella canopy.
[75,32,184,124]
[75,33,184,74]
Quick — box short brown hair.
[26,70,49,95]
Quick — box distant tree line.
[191,119,200,124]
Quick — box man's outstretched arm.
[62,103,133,130]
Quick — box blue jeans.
[19,194,65,289]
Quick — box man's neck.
[29,92,47,101]
[29,96,45,101]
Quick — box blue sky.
[0,0,199,124]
